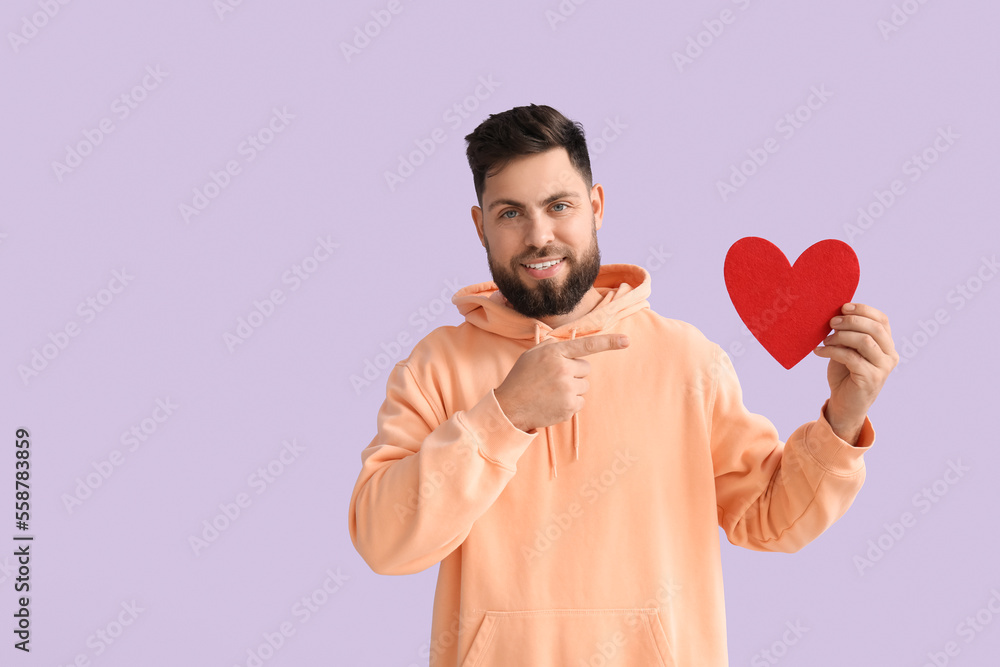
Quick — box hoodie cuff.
[455,389,538,472]
[801,399,876,474]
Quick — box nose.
[522,212,555,249]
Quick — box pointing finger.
[560,334,630,359]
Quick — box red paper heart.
[724,237,860,369]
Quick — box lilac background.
[2,0,999,665]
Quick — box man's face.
[472,148,604,319]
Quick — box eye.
[501,210,518,219]
[552,203,568,212]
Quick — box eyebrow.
[486,190,579,213]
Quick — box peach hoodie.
[348,264,875,666]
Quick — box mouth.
[520,257,565,279]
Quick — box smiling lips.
[523,258,563,270]
[521,257,565,279]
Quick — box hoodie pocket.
[460,608,676,667]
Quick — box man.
[348,104,897,666]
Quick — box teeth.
[525,259,562,270]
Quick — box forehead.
[482,147,588,206]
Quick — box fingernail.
[831,317,843,325]
[618,335,629,346]
[843,303,856,312]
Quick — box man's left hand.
[812,303,899,445]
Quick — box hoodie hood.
[452,263,652,478]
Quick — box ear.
[591,183,605,231]
[471,205,486,247]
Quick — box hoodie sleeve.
[348,360,537,575]
[708,345,875,553]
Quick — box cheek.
[487,232,522,262]
[560,228,593,255]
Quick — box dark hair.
[464,104,592,207]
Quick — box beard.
[485,225,601,319]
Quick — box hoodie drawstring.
[534,324,558,479]
[570,328,580,462]
[534,324,582,480]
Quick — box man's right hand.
[494,333,630,433]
